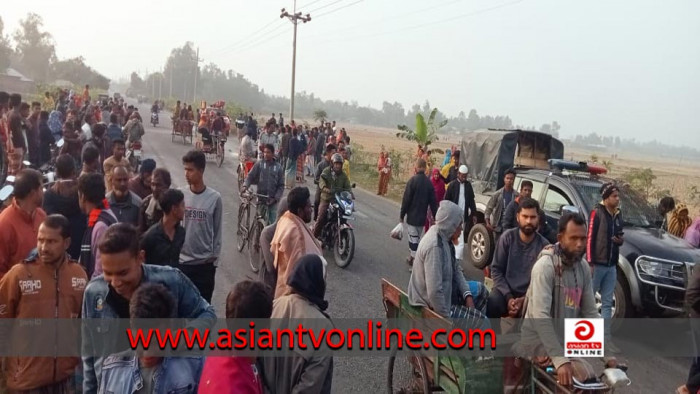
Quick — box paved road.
[139,111,687,393]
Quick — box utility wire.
[309,0,523,44]
[306,0,345,14]
[314,0,365,19]
[207,18,284,57]
[216,23,290,56]
[297,0,326,10]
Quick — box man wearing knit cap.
[586,181,624,353]
[408,200,488,319]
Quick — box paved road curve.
[139,112,686,393]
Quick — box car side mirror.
[561,205,580,215]
[0,185,14,201]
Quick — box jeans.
[592,264,616,340]
[486,288,526,319]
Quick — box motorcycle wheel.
[333,228,355,268]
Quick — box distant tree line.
[0,13,110,89]
[570,132,700,159]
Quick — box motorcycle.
[151,112,159,127]
[126,140,143,173]
[320,188,357,268]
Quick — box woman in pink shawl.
[425,168,446,232]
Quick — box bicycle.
[236,190,270,273]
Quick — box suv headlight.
[637,257,686,285]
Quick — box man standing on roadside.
[0,215,87,393]
[138,168,171,233]
[128,158,156,199]
[443,165,477,263]
[487,198,549,320]
[106,166,143,226]
[271,187,321,298]
[0,169,46,280]
[179,150,222,303]
[103,139,132,193]
[586,182,624,353]
[313,144,336,220]
[78,173,117,279]
[140,189,186,267]
[485,168,519,246]
[400,159,438,268]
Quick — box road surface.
[139,111,687,393]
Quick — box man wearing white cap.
[444,165,477,263]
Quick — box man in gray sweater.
[517,213,617,388]
[408,200,488,318]
[179,150,222,303]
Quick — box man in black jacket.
[444,165,477,263]
[400,159,438,267]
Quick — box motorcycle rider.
[313,153,351,239]
[151,100,159,125]
[242,144,284,225]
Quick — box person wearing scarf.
[425,168,446,232]
[442,148,452,167]
[270,186,322,298]
[669,203,692,238]
[263,254,333,394]
[48,110,63,142]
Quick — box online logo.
[564,318,604,357]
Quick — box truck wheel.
[468,224,494,270]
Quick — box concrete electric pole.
[193,47,200,105]
[281,2,311,123]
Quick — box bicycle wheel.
[236,203,250,252]
[248,219,265,273]
[216,140,224,168]
[387,348,430,394]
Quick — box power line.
[228,27,292,54]
[206,18,285,57]
[314,0,365,19]
[306,0,345,14]
[309,0,463,34]
[310,0,524,45]
[215,22,289,56]
[297,0,326,10]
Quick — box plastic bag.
[390,223,404,240]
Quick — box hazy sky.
[3,0,700,146]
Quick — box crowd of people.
[2,83,700,393]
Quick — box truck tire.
[468,224,494,270]
[614,269,633,319]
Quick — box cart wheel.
[387,348,430,394]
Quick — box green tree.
[313,109,327,124]
[623,168,656,199]
[12,13,56,82]
[0,16,13,71]
[396,108,447,155]
[51,57,110,90]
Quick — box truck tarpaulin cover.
[460,129,564,190]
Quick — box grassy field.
[336,121,700,217]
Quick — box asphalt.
[138,110,688,393]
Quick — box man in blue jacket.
[81,223,216,393]
[586,182,624,353]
